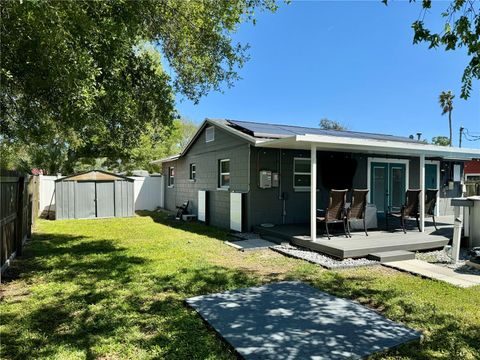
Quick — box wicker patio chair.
[346,189,369,237]
[317,189,348,240]
[424,189,439,231]
[387,189,421,233]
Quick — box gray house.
[155,119,480,240]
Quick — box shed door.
[75,182,96,219]
[96,181,115,218]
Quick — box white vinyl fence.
[131,176,164,211]
[38,174,164,217]
[39,175,61,216]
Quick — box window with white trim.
[189,163,196,181]
[168,166,175,187]
[219,159,230,188]
[206,126,215,142]
[293,158,310,190]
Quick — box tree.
[1,1,276,170]
[105,118,199,174]
[177,118,199,150]
[432,136,451,146]
[383,0,479,99]
[319,118,348,131]
[439,90,455,146]
[1,118,198,175]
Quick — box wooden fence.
[1,170,38,277]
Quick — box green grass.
[1,211,479,359]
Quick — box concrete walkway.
[225,239,276,251]
[186,282,421,359]
[384,260,480,288]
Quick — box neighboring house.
[464,159,480,196]
[465,159,480,181]
[153,119,480,234]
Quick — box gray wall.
[438,161,464,215]
[246,153,462,228]
[247,149,368,228]
[162,125,250,229]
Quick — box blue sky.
[174,1,480,148]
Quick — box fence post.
[15,176,25,257]
[451,205,462,265]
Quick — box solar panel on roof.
[227,119,420,144]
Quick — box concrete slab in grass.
[225,239,276,251]
[384,259,480,288]
[186,281,421,359]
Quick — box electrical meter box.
[272,173,279,187]
[259,170,272,189]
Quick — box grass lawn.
[1,211,479,359]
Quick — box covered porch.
[257,133,480,245]
[255,217,452,259]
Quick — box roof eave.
[256,134,480,160]
[150,154,181,164]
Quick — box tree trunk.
[449,110,452,147]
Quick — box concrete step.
[367,250,415,263]
[260,235,290,245]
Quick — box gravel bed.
[415,248,480,276]
[271,244,379,269]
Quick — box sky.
[173,1,480,148]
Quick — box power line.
[462,127,480,142]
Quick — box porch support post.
[310,144,317,241]
[419,154,425,232]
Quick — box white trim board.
[258,134,480,160]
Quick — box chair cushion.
[389,213,402,218]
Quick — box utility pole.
[459,127,464,148]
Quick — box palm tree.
[439,90,454,147]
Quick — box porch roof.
[256,134,480,160]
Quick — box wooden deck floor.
[254,218,453,259]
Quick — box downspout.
[247,144,251,231]
[256,149,261,188]
[247,144,251,193]
[279,149,287,224]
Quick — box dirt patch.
[210,248,311,280]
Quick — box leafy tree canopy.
[1,0,276,170]
[0,118,198,175]
[319,118,348,131]
[432,135,451,146]
[383,0,479,99]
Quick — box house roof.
[151,154,181,165]
[56,170,134,182]
[152,118,480,163]
[226,119,422,144]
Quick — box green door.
[425,163,438,190]
[389,164,406,210]
[370,162,406,216]
[371,163,388,214]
